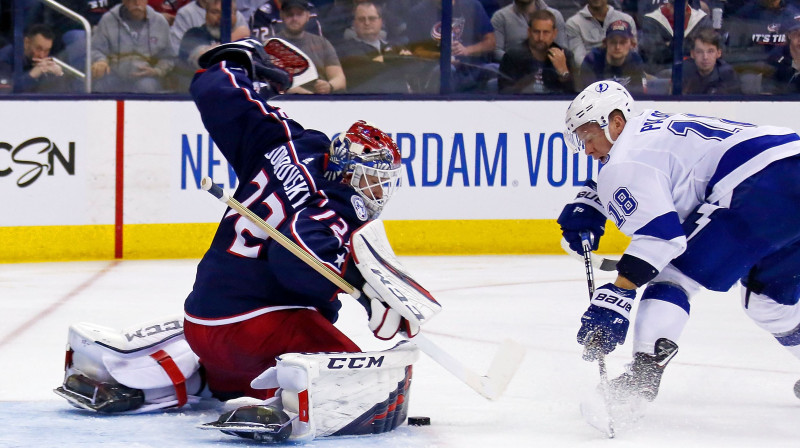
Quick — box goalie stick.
[200,177,524,401]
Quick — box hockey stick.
[200,177,524,400]
[580,232,615,439]
[560,237,619,272]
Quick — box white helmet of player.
[326,121,402,218]
[564,80,635,153]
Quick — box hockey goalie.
[54,37,442,443]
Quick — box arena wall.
[2,99,797,262]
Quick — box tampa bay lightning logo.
[595,82,609,93]
[352,195,369,221]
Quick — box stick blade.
[480,339,526,400]
[580,389,646,437]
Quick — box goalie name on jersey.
[266,144,311,208]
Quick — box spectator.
[148,0,191,25]
[726,0,800,73]
[278,0,346,93]
[91,0,174,92]
[683,27,740,94]
[406,0,496,93]
[565,0,637,67]
[0,24,67,93]
[478,0,503,18]
[623,0,708,26]
[44,0,121,71]
[336,1,412,93]
[316,0,405,46]
[171,0,249,54]
[316,0,358,48]
[546,0,584,22]
[174,0,250,90]
[639,0,710,76]
[236,0,269,22]
[579,19,647,93]
[249,0,281,42]
[766,15,800,93]
[491,0,567,62]
[498,9,575,93]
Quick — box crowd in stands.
[1,0,799,95]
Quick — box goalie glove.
[198,38,291,94]
[361,284,420,340]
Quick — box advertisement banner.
[123,100,600,224]
[0,101,117,227]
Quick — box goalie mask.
[326,121,402,218]
[564,80,635,154]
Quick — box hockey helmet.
[327,120,402,218]
[564,80,635,153]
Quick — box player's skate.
[609,338,678,402]
[580,338,678,435]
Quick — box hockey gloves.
[557,180,606,255]
[361,284,420,340]
[578,283,635,360]
[198,38,291,94]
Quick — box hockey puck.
[408,416,431,426]
[794,379,800,399]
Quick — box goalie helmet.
[564,80,635,153]
[326,121,402,218]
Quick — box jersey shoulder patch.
[351,195,368,221]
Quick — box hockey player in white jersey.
[558,80,800,402]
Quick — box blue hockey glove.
[557,180,606,255]
[577,283,635,360]
[198,39,291,92]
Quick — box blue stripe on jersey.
[633,211,683,241]
[706,133,800,198]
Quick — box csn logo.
[0,137,76,187]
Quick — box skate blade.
[579,390,647,437]
[198,420,287,433]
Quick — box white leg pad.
[250,341,419,441]
[60,316,203,412]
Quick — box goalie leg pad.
[55,316,204,413]
[249,340,419,441]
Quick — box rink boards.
[2,98,796,262]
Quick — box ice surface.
[1,256,799,447]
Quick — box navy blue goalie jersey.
[184,61,370,325]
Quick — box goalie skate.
[54,374,145,413]
[199,404,293,443]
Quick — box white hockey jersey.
[598,109,800,274]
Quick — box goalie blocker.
[350,220,442,339]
